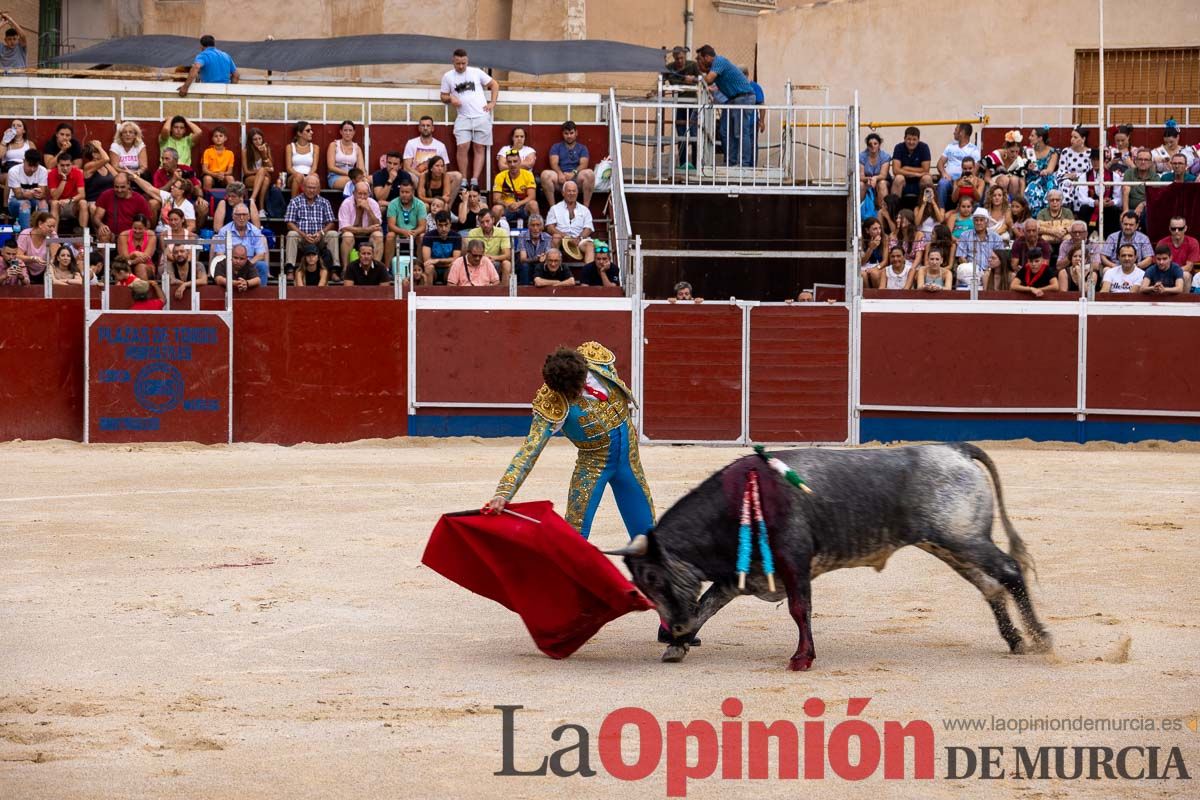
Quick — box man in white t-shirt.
[403,114,462,200]
[1100,243,1145,294]
[936,123,980,211]
[545,180,595,267]
[6,149,48,230]
[440,48,498,193]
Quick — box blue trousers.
[566,421,654,540]
[724,94,758,167]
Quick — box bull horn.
[602,534,649,557]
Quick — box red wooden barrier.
[413,307,631,406]
[642,304,742,440]
[0,298,84,441]
[860,312,1078,408]
[749,306,849,442]
[232,298,408,444]
[1086,315,1196,412]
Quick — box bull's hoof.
[661,644,689,663]
[1020,634,1054,655]
[657,628,701,646]
[787,655,814,671]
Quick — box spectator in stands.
[327,120,365,192]
[343,241,391,286]
[1011,246,1058,296]
[858,216,885,287]
[493,150,538,227]
[1,119,29,204]
[1057,244,1093,295]
[0,12,27,69]
[200,126,235,191]
[887,126,933,204]
[422,211,462,286]
[213,203,269,285]
[47,149,87,230]
[284,174,338,273]
[294,243,327,287]
[954,207,1003,269]
[177,34,239,97]
[663,47,701,169]
[285,120,319,198]
[496,126,537,171]
[1055,220,1100,287]
[541,121,595,207]
[545,180,594,269]
[926,223,955,267]
[1159,216,1198,282]
[372,151,414,206]
[466,209,511,283]
[1101,244,1144,294]
[1056,126,1094,222]
[533,247,576,288]
[888,208,925,269]
[1121,149,1157,223]
[440,48,498,191]
[150,147,207,223]
[1009,195,1032,228]
[15,211,55,283]
[447,238,499,287]
[1151,122,1190,173]
[385,180,427,269]
[1024,125,1059,217]
[879,245,914,290]
[515,213,551,285]
[914,184,943,240]
[981,130,1028,201]
[858,133,891,209]
[1101,210,1153,271]
[159,115,202,168]
[583,240,619,287]
[43,123,82,169]
[1010,220,1053,275]
[950,156,984,208]
[456,186,486,231]
[163,240,207,302]
[489,202,511,234]
[1105,124,1135,174]
[695,44,756,168]
[1035,189,1074,248]
[211,181,260,230]
[405,116,463,194]
[7,148,47,229]
[914,249,951,292]
[669,281,704,302]
[158,208,194,274]
[243,128,274,212]
[339,179,384,269]
[215,244,261,292]
[127,170,197,234]
[49,243,84,286]
[418,156,460,211]
[936,124,979,210]
[425,195,457,227]
[983,184,1013,243]
[1160,153,1195,184]
[343,167,364,198]
[945,195,977,241]
[116,213,157,280]
[129,279,165,311]
[980,249,1010,293]
[109,257,136,287]
[1,238,26,285]
[81,141,116,206]
[1140,245,1186,295]
[109,121,147,175]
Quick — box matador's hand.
[483,495,507,514]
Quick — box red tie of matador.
[584,385,607,402]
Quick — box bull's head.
[605,531,702,642]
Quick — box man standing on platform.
[695,44,757,168]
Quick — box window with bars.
[1074,48,1200,125]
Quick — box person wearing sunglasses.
[1157,216,1198,288]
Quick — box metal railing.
[606,89,634,290]
[1106,105,1200,127]
[614,95,849,193]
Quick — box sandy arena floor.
[1,437,1198,799]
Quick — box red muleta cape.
[421,501,654,659]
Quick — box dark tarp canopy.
[50,34,666,76]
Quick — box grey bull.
[605,443,1052,670]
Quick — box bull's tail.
[957,443,1037,581]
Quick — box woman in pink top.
[117,213,158,279]
[16,211,57,283]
